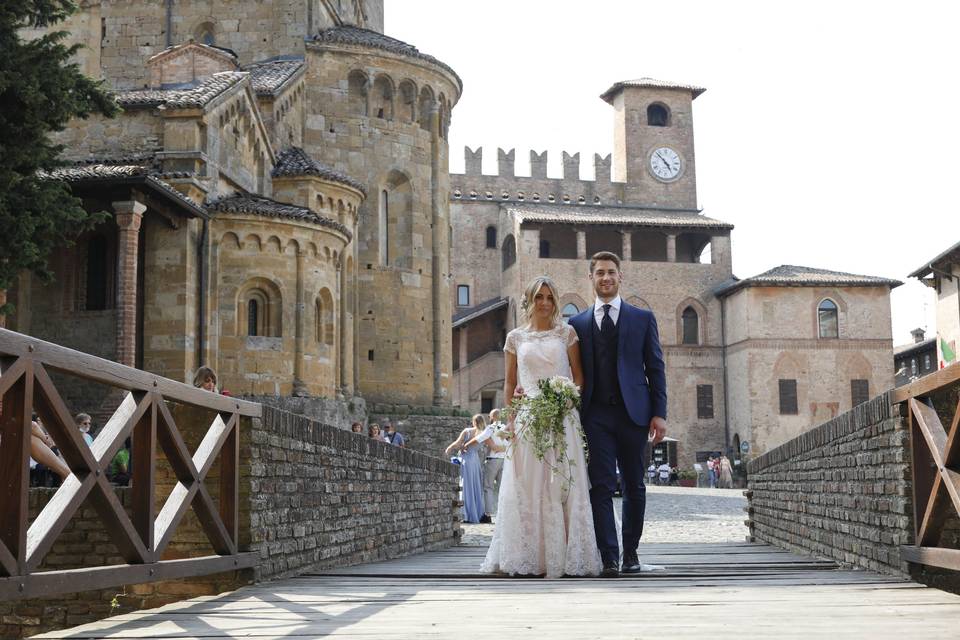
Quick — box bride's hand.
[514,384,525,398]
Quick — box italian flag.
[942,336,957,364]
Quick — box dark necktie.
[601,304,614,334]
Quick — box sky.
[385,0,960,345]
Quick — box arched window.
[379,189,389,266]
[372,75,394,120]
[647,103,669,127]
[318,288,335,345]
[237,278,282,337]
[418,86,434,131]
[485,226,497,249]
[818,299,839,339]
[194,21,215,46]
[501,234,516,271]
[247,299,260,336]
[562,303,579,320]
[398,80,416,122]
[681,306,699,345]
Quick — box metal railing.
[893,361,960,572]
[0,328,260,600]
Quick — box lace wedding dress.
[480,323,602,578]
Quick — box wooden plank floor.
[36,543,960,639]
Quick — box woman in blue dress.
[446,414,486,523]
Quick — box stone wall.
[746,392,914,576]
[385,414,472,459]
[1,402,458,638]
[249,406,459,580]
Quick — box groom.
[569,251,668,577]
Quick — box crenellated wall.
[451,147,634,208]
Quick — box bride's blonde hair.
[520,275,561,328]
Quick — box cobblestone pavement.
[460,485,748,546]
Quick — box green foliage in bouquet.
[507,376,587,483]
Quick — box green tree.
[0,0,118,314]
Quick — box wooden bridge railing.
[893,361,960,572]
[0,328,260,600]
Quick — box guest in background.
[75,412,94,446]
[463,408,507,524]
[110,437,131,486]
[657,460,671,486]
[445,414,485,524]
[707,456,717,488]
[368,423,383,441]
[193,366,231,396]
[719,454,734,489]
[384,421,406,447]
[351,422,363,434]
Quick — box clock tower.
[601,78,704,210]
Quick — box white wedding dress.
[480,323,602,578]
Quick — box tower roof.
[272,147,367,195]
[308,25,461,93]
[600,78,706,104]
[206,194,352,239]
[715,265,902,297]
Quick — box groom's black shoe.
[621,552,642,574]
[600,562,620,578]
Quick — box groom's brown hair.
[590,251,621,272]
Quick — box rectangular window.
[696,384,714,419]
[851,379,869,407]
[457,285,470,307]
[368,350,375,361]
[778,379,798,415]
[539,240,550,258]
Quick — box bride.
[480,276,602,578]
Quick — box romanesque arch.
[501,234,516,271]
[236,277,283,337]
[625,295,651,310]
[559,293,588,320]
[417,85,434,131]
[372,74,394,120]
[347,69,368,116]
[379,169,413,268]
[316,288,335,345]
[398,79,417,123]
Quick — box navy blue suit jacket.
[570,301,668,427]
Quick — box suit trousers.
[482,457,504,515]
[584,402,649,567]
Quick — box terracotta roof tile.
[716,265,901,296]
[505,205,733,230]
[601,77,706,103]
[308,26,461,90]
[272,147,366,194]
[117,72,247,109]
[206,194,352,239]
[243,59,305,96]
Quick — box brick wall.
[746,392,914,576]
[2,404,459,638]
[249,406,460,581]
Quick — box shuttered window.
[779,379,798,415]
[851,379,869,407]
[697,384,714,419]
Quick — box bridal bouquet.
[509,376,585,477]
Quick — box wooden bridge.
[32,541,960,638]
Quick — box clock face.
[649,147,682,181]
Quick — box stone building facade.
[449,80,899,466]
[8,0,459,414]
[911,239,960,369]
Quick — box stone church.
[8,1,897,464]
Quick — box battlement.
[456,147,614,182]
[452,146,624,206]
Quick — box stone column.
[335,258,343,393]
[620,230,632,262]
[458,326,468,371]
[667,234,677,263]
[364,73,374,118]
[293,250,307,396]
[113,200,146,367]
[576,230,586,260]
[352,238,361,394]
[429,100,448,405]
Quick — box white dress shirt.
[593,295,623,330]
[476,423,507,459]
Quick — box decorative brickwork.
[746,392,914,576]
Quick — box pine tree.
[0,1,119,314]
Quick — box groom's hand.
[650,416,667,446]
